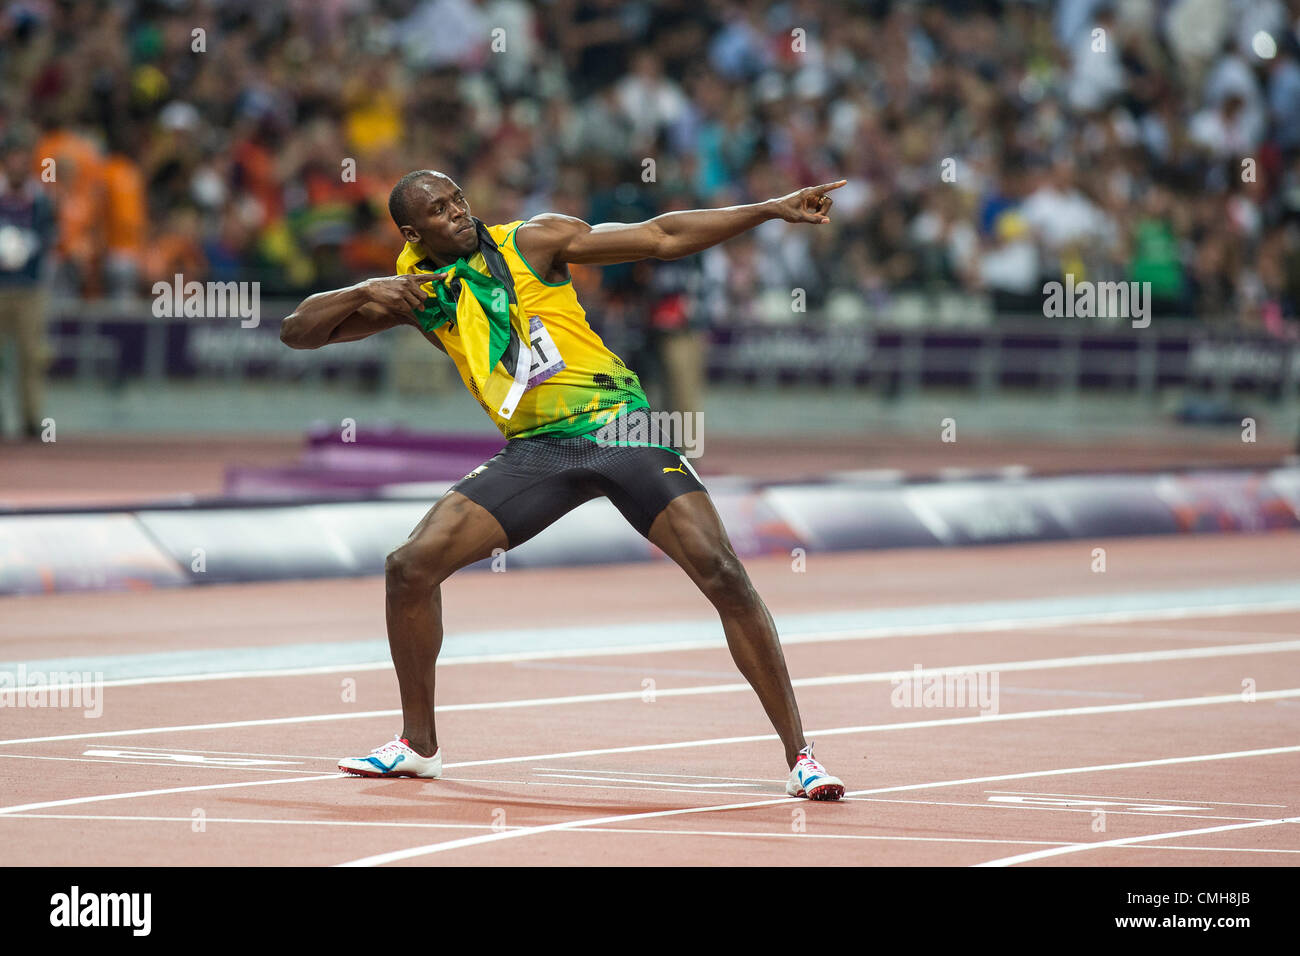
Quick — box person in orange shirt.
[33,122,102,291]
[143,206,206,287]
[101,127,147,297]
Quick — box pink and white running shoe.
[786,742,845,800]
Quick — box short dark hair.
[388,169,440,228]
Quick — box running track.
[1,533,1297,866]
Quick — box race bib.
[526,315,565,389]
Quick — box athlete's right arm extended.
[279,275,428,350]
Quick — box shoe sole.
[805,781,845,801]
[338,764,440,779]
[788,778,846,800]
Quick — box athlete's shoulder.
[507,214,590,269]
[508,213,592,243]
[488,220,525,246]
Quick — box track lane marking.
[0,813,1093,849]
[532,773,762,789]
[1,736,1294,866]
[6,813,1295,857]
[573,828,1300,854]
[4,687,1298,760]
[333,744,1300,866]
[0,813,516,831]
[444,690,1300,768]
[5,640,1298,746]
[0,753,325,774]
[984,789,1286,808]
[973,816,1300,867]
[0,774,343,816]
[856,796,1268,823]
[533,767,784,784]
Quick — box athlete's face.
[400,176,477,262]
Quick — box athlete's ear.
[399,225,421,244]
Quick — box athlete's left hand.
[771,180,846,225]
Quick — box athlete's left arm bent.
[513,180,846,281]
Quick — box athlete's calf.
[383,492,506,755]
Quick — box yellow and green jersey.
[395,220,648,440]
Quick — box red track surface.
[2,534,1298,866]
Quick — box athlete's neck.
[410,242,459,269]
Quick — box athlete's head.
[388,170,477,261]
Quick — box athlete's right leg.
[342,436,604,777]
[384,490,507,757]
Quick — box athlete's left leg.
[645,490,808,769]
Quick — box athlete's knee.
[698,549,755,610]
[385,539,449,596]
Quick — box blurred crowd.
[3,0,1300,341]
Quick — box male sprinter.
[280,171,847,799]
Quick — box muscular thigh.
[590,442,708,539]
[395,490,508,575]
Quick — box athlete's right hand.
[362,274,430,319]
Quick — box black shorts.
[449,413,707,547]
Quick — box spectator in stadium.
[641,191,712,419]
[0,125,55,440]
[4,0,1297,334]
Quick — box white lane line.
[0,813,515,832]
[335,744,1300,866]
[334,798,810,866]
[107,745,340,761]
[0,753,325,774]
[0,813,1075,849]
[1126,845,1300,854]
[0,774,343,816]
[5,685,1297,761]
[984,790,1287,808]
[512,661,738,679]
[856,796,1267,824]
[0,709,403,747]
[533,767,784,784]
[998,687,1143,700]
[1066,624,1300,642]
[6,639,1297,747]
[571,828,1300,854]
[452,778,769,798]
[0,660,400,695]
[973,816,1300,867]
[855,745,1300,797]
[8,813,1296,857]
[2,723,1295,828]
[445,690,1300,768]
[8,596,1300,693]
[429,778,777,799]
[532,773,761,789]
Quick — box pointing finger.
[807,180,847,194]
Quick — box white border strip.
[6,596,1300,693]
